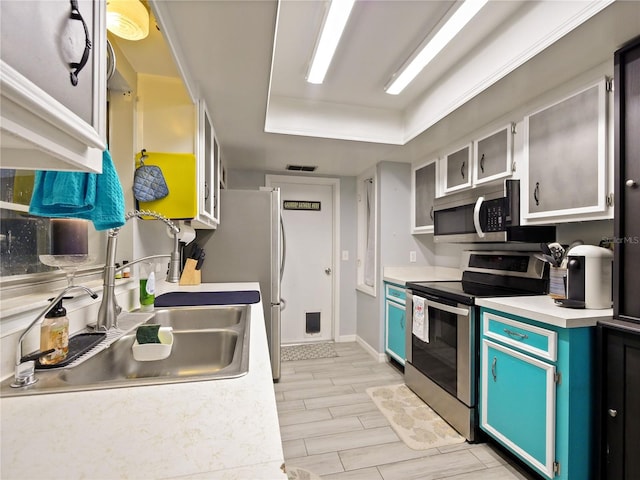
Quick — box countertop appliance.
[565,244,613,309]
[433,179,556,243]
[196,188,285,380]
[405,251,548,442]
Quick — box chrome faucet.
[94,210,181,332]
[11,285,98,388]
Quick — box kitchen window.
[357,169,377,296]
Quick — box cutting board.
[136,151,197,219]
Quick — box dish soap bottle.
[40,297,70,365]
[139,261,155,312]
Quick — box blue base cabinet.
[384,282,406,365]
[479,308,594,479]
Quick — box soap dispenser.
[39,297,70,365]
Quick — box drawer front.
[385,283,406,305]
[482,312,557,362]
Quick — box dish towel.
[412,296,429,343]
[29,149,126,231]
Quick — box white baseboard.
[356,336,387,363]
[335,334,356,343]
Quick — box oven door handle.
[424,299,469,317]
[473,196,485,238]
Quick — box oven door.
[406,291,474,407]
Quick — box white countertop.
[1,282,286,480]
[383,266,462,285]
[476,295,613,328]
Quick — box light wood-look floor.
[276,342,537,480]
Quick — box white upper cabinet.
[439,125,515,196]
[442,143,472,194]
[412,159,437,234]
[0,0,107,172]
[473,125,515,186]
[191,100,220,229]
[522,78,612,223]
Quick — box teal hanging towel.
[29,149,126,231]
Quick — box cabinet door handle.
[626,179,638,188]
[480,153,485,173]
[400,313,405,330]
[491,357,497,382]
[68,0,92,86]
[534,182,540,206]
[461,161,466,179]
[429,206,434,221]
[204,181,210,201]
[608,408,618,418]
[504,328,529,340]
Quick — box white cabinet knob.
[626,179,637,188]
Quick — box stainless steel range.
[405,251,549,442]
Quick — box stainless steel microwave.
[433,179,556,243]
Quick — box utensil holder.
[549,266,567,299]
[179,258,201,286]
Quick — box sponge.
[136,324,161,344]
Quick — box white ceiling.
[112,0,640,177]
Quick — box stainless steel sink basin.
[1,305,251,397]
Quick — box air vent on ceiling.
[286,165,317,172]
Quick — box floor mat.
[281,342,338,361]
[366,383,466,450]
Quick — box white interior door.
[270,179,334,344]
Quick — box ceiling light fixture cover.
[385,0,488,95]
[106,0,150,41]
[307,0,356,84]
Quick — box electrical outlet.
[410,251,417,262]
[342,250,349,261]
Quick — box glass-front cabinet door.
[192,101,220,229]
[443,144,472,194]
[474,125,514,186]
[412,159,436,234]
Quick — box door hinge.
[511,122,517,134]
[554,372,562,385]
[554,461,561,476]
[606,77,614,92]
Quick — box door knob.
[626,179,638,188]
[608,408,618,418]
[325,268,332,275]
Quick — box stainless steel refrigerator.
[197,188,284,380]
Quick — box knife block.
[179,258,201,286]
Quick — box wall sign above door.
[283,200,321,211]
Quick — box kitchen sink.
[1,305,251,397]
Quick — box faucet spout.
[94,210,181,332]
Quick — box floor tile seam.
[281,385,357,401]
[464,444,509,468]
[277,407,334,427]
[428,462,494,480]
[336,440,415,471]
[274,379,335,392]
[373,449,493,480]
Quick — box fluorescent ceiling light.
[307,0,356,84]
[385,0,488,95]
